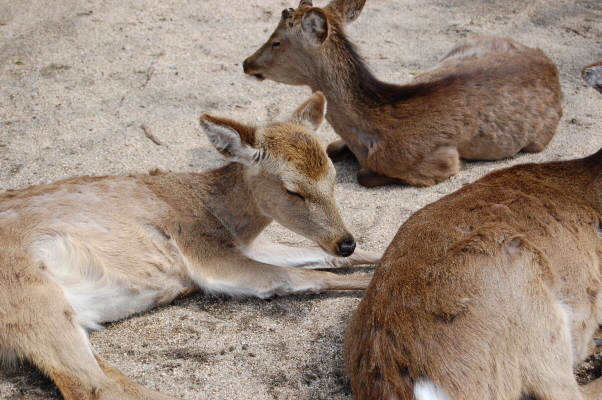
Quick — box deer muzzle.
[242,59,265,81]
[337,235,356,257]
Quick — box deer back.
[344,60,602,397]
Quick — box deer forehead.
[259,123,332,182]
[278,4,331,30]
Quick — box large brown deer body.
[0,92,380,400]
[343,70,602,399]
[243,0,563,188]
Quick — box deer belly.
[29,231,193,330]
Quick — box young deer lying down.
[343,69,602,400]
[243,0,563,188]
[0,92,380,400]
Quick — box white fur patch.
[32,234,155,329]
[555,299,576,364]
[31,231,188,330]
[414,379,451,400]
[243,234,341,269]
[202,121,257,164]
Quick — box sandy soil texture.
[1,0,601,399]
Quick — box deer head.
[200,92,356,257]
[242,0,365,85]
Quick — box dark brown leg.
[357,168,408,188]
[327,139,355,162]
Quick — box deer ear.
[325,0,365,24]
[582,61,602,94]
[301,8,328,47]
[200,114,258,163]
[291,91,327,130]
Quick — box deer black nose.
[338,236,356,257]
[242,59,248,72]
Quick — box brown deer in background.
[0,92,380,400]
[243,0,563,188]
[343,68,602,399]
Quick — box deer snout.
[337,235,356,257]
[242,58,265,81]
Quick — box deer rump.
[345,150,602,400]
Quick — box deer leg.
[93,353,179,400]
[357,168,410,188]
[0,261,179,400]
[360,145,460,187]
[326,139,355,162]
[244,234,381,268]
[198,255,372,298]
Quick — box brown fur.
[343,71,602,400]
[0,92,381,400]
[243,0,563,188]
[260,123,331,181]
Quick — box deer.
[343,67,602,400]
[243,0,563,188]
[0,91,381,400]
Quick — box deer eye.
[272,41,281,49]
[285,189,304,200]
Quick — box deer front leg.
[326,139,356,162]
[0,274,179,400]
[196,254,372,299]
[243,234,381,269]
[357,168,410,188]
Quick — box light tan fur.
[0,92,381,400]
[343,70,602,399]
[243,0,563,188]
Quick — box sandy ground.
[0,0,601,398]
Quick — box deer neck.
[200,163,273,245]
[307,34,395,151]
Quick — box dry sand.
[0,0,601,398]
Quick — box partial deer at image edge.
[343,65,602,400]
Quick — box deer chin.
[316,240,343,257]
[252,73,265,81]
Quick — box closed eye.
[272,41,281,48]
[285,189,304,200]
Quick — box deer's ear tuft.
[301,8,328,47]
[291,92,326,130]
[200,114,258,163]
[582,61,602,94]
